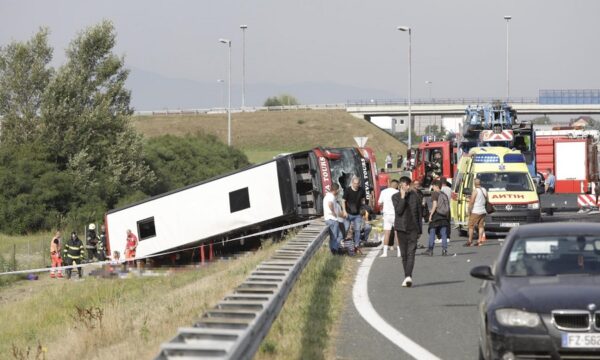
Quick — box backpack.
[436,192,450,216]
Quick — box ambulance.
[451,147,543,234]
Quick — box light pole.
[240,25,248,109]
[398,26,412,149]
[504,15,512,100]
[217,79,225,108]
[219,38,232,146]
[425,80,435,132]
[425,80,433,99]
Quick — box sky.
[1,0,599,108]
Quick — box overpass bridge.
[347,97,600,120]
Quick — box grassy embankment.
[133,109,406,165]
[0,233,52,287]
[0,235,355,360]
[0,240,284,359]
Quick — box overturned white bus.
[104,147,381,260]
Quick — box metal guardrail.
[155,219,328,360]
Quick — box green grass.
[0,233,52,280]
[255,245,354,360]
[133,110,407,165]
[243,150,285,164]
[0,240,284,360]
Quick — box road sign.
[354,136,368,147]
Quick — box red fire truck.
[535,128,600,210]
[409,140,458,187]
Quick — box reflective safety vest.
[98,233,106,251]
[64,238,84,259]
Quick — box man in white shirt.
[324,183,343,254]
[378,179,399,257]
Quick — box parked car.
[471,222,600,360]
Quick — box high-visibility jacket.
[50,238,61,255]
[64,237,84,260]
[98,232,106,251]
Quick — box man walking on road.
[378,179,399,257]
[324,183,343,254]
[467,178,487,247]
[393,176,423,287]
[342,176,366,249]
[423,180,450,256]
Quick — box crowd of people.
[49,225,138,279]
[324,159,495,288]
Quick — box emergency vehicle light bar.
[503,154,525,163]
[473,154,500,163]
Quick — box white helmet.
[88,223,96,230]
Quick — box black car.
[471,222,600,360]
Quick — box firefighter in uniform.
[97,224,107,261]
[85,223,99,261]
[431,151,443,178]
[64,231,84,279]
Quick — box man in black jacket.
[392,176,423,287]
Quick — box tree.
[263,93,300,106]
[531,116,551,125]
[393,129,419,146]
[40,21,155,207]
[423,124,447,139]
[143,133,250,196]
[0,28,53,144]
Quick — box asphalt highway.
[335,212,600,360]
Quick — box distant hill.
[132,109,407,164]
[126,68,396,110]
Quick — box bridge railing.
[346,97,540,106]
[133,104,346,116]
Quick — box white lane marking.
[352,248,441,360]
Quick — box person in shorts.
[467,178,487,247]
[378,179,399,257]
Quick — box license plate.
[562,333,600,348]
[500,222,520,227]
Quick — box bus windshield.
[477,172,533,192]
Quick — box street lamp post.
[398,26,412,150]
[425,80,433,99]
[240,25,248,109]
[504,15,512,101]
[219,38,232,146]
[217,79,225,108]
